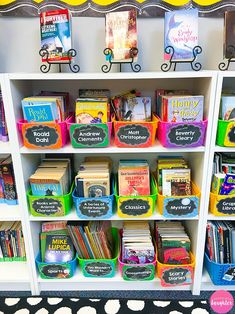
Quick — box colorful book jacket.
[164,9,198,61]
[30,183,63,196]
[40,9,72,62]
[105,9,137,62]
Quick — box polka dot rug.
[0,297,211,314]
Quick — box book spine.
[1,98,8,142]
[0,230,7,257]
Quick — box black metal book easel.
[39,48,80,73]
[218,45,235,71]
[161,45,202,72]
[101,48,141,73]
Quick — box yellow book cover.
[76,99,108,124]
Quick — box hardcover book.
[122,97,152,122]
[40,9,72,62]
[164,9,198,61]
[220,96,235,120]
[224,11,235,59]
[75,99,108,124]
[105,9,137,63]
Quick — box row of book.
[40,221,114,263]
[0,92,8,142]
[212,153,235,195]
[206,221,235,264]
[29,158,72,196]
[0,155,17,204]
[0,222,26,260]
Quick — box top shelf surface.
[8,71,217,81]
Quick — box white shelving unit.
[200,71,235,292]
[0,71,219,295]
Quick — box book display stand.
[161,46,202,72]
[218,45,235,71]
[101,48,141,73]
[39,48,80,73]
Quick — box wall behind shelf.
[0,16,224,73]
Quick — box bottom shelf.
[0,261,31,290]
[201,268,235,291]
[38,269,192,291]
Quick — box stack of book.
[75,158,111,197]
[21,91,69,123]
[111,90,151,122]
[212,153,235,195]
[121,221,155,264]
[207,221,235,264]
[0,92,8,142]
[155,89,204,123]
[0,155,17,204]
[156,157,191,196]
[40,221,75,263]
[0,222,26,260]
[29,158,71,196]
[67,221,113,259]
[76,89,110,124]
[155,221,191,265]
[118,160,150,196]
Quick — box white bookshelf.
[0,71,220,295]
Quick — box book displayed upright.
[164,9,198,61]
[105,9,137,62]
[40,9,72,62]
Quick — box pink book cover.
[119,167,150,196]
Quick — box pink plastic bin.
[17,115,73,149]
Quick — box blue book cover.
[164,9,198,61]
[220,174,235,195]
[31,183,63,196]
[22,99,60,122]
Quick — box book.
[40,9,72,62]
[122,97,152,122]
[118,160,150,196]
[164,8,198,61]
[162,168,191,196]
[105,9,137,63]
[160,95,204,123]
[211,173,225,194]
[220,96,235,120]
[224,11,235,59]
[75,98,108,124]
[40,231,74,263]
[220,173,235,195]
[0,156,17,202]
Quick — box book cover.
[224,11,235,59]
[220,174,235,195]
[161,95,204,123]
[76,99,108,124]
[164,9,198,61]
[122,97,152,122]
[162,168,191,196]
[221,96,235,120]
[40,9,72,62]
[105,9,137,63]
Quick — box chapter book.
[162,168,191,196]
[105,9,137,63]
[40,9,72,62]
[160,95,204,123]
[224,11,235,59]
[122,97,152,122]
[118,160,150,196]
[40,231,74,263]
[164,8,198,61]
[76,98,108,124]
[220,95,235,120]
[220,174,235,195]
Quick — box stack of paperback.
[118,160,150,196]
[76,89,110,124]
[67,221,113,259]
[155,89,204,123]
[40,221,75,263]
[121,221,155,264]
[111,90,151,122]
[40,9,72,63]
[0,155,17,204]
[0,222,26,260]
[75,158,111,197]
[29,158,71,196]
[155,221,191,265]
[212,153,235,195]
[21,91,69,123]
[156,157,191,196]
[0,92,8,142]
[206,221,235,264]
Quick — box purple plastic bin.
[67,118,112,148]
[157,119,208,148]
[17,115,73,149]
